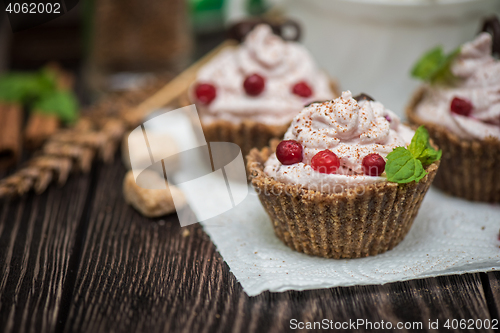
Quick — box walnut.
[123,170,186,218]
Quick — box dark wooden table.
[1,27,500,332]
[1,156,499,333]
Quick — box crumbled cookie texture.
[123,170,186,218]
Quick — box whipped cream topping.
[415,33,500,140]
[192,24,335,126]
[264,91,415,193]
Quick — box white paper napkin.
[147,108,500,297]
[201,185,500,297]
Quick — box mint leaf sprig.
[0,68,79,124]
[386,126,441,184]
[411,46,461,85]
[33,90,79,124]
[0,69,56,103]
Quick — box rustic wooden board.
[60,160,495,333]
[1,33,499,333]
[386,274,494,332]
[485,272,500,320]
[0,168,94,333]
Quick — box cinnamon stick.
[0,103,23,169]
[24,113,60,149]
[24,65,75,149]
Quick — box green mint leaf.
[33,90,79,124]
[419,147,442,166]
[0,73,36,102]
[408,125,429,158]
[413,159,427,183]
[386,147,428,184]
[0,70,57,103]
[432,47,461,84]
[32,69,57,98]
[0,69,78,123]
[386,126,440,184]
[408,126,441,166]
[411,46,444,81]
[411,46,461,84]
[386,148,418,183]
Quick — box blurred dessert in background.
[407,17,500,202]
[284,0,500,114]
[188,23,338,158]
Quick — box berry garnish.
[292,81,313,98]
[276,140,303,165]
[450,97,473,116]
[194,83,216,105]
[243,74,265,96]
[384,115,392,123]
[362,154,386,176]
[311,150,340,174]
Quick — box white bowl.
[285,0,500,116]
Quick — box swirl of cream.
[264,91,415,193]
[239,25,286,71]
[415,33,500,140]
[192,24,335,126]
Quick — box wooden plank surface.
[60,159,496,333]
[62,159,227,333]
[1,36,499,332]
[0,168,95,333]
[485,272,500,320]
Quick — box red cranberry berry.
[292,81,313,98]
[243,74,265,96]
[276,140,303,165]
[362,154,386,176]
[195,83,216,105]
[311,150,340,174]
[450,97,473,117]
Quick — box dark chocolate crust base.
[246,143,439,259]
[407,87,500,203]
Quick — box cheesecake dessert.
[248,91,440,258]
[407,25,500,202]
[189,24,338,158]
